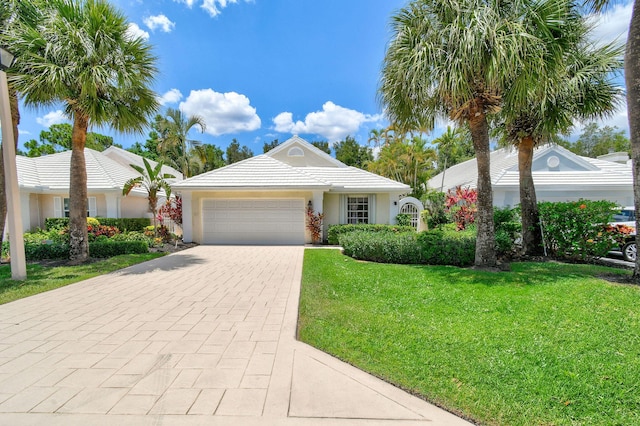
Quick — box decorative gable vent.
[287,147,305,157]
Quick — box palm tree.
[501,3,623,256]
[8,0,159,263]
[123,158,175,234]
[157,108,206,178]
[379,0,549,267]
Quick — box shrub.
[340,231,421,264]
[87,217,101,227]
[327,224,415,245]
[45,218,69,230]
[417,227,476,266]
[306,207,325,243]
[395,213,412,227]
[24,242,70,261]
[87,225,120,242]
[538,200,618,260]
[445,186,477,230]
[88,240,149,258]
[421,190,448,229]
[96,218,151,232]
[494,206,520,256]
[110,231,154,247]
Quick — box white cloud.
[173,0,197,7]
[36,110,67,127]
[179,88,261,136]
[588,2,632,45]
[273,101,383,142]
[126,23,149,40]
[159,88,183,105]
[143,14,175,33]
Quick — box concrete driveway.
[0,246,472,425]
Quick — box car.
[610,207,636,262]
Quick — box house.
[172,136,411,244]
[15,148,181,232]
[428,144,633,207]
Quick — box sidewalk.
[0,246,473,425]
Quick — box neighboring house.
[172,136,411,244]
[428,144,633,208]
[15,148,181,232]
[102,145,183,183]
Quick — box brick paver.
[0,246,472,425]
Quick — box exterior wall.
[120,196,151,218]
[495,188,634,208]
[322,193,341,237]
[268,143,338,168]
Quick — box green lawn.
[0,253,165,305]
[299,249,640,426]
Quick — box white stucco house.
[172,136,411,244]
[15,148,181,231]
[428,144,633,208]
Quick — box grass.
[0,253,164,305]
[299,249,640,426]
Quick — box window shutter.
[53,197,62,218]
[88,197,97,217]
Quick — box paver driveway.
[0,246,471,425]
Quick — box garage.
[201,198,305,245]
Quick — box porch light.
[307,200,313,210]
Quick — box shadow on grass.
[116,252,208,275]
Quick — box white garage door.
[202,199,305,244]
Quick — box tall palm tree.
[8,0,159,263]
[379,0,548,267]
[157,108,206,178]
[501,2,623,256]
[123,158,175,234]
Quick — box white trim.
[53,196,62,218]
[88,197,97,217]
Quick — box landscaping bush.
[109,231,155,247]
[395,213,412,227]
[96,218,151,232]
[538,200,618,259]
[88,240,149,258]
[340,231,421,264]
[327,224,415,245]
[494,206,520,256]
[417,227,476,266]
[24,242,70,261]
[45,218,69,230]
[421,190,448,229]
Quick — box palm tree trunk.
[69,113,89,263]
[0,87,20,251]
[518,136,543,256]
[627,0,640,281]
[468,106,497,268]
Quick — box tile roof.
[173,136,410,193]
[17,149,149,196]
[102,146,183,181]
[428,144,632,192]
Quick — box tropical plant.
[367,135,436,199]
[499,0,623,256]
[445,186,478,231]
[8,0,159,263]
[123,158,175,236]
[431,126,474,175]
[157,108,206,178]
[305,206,325,244]
[379,0,550,267]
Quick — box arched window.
[287,147,304,157]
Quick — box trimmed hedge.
[89,241,149,258]
[24,242,70,261]
[339,227,476,267]
[45,217,151,232]
[327,224,415,245]
[417,228,476,266]
[340,231,421,264]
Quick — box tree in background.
[19,123,120,157]
[157,108,205,178]
[263,139,280,153]
[9,0,159,263]
[127,114,163,161]
[311,141,331,154]
[193,144,225,173]
[431,126,474,174]
[561,123,630,157]
[226,139,253,164]
[333,136,372,168]
[367,135,436,199]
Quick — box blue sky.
[15,0,634,153]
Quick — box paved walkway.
[0,246,472,425]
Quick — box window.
[287,146,305,157]
[347,196,369,224]
[55,196,97,218]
